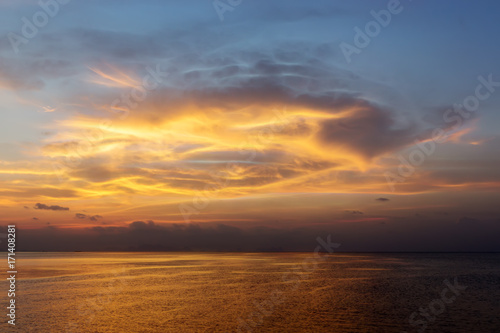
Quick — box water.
[1,253,499,332]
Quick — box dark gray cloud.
[376,198,390,202]
[344,210,363,215]
[6,218,500,252]
[76,213,103,221]
[318,108,418,160]
[33,203,69,211]
[457,216,480,226]
[421,105,479,136]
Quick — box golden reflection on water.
[1,252,498,332]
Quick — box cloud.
[42,106,56,113]
[32,217,38,220]
[33,203,69,211]
[11,221,327,251]
[0,188,78,199]
[8,218,500,252]
[318,107,418,160]
[457,216,480,226]
[39,44,423,199]
[344,210,363,215]
[75,213,103,221]
[0,57,74,91]
[130,220,155,230]
[376,198,390,202]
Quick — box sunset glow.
[0,0,499,251]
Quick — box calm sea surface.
[1,252,499,332]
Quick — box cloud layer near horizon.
[7,218,500,252]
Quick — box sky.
[0,0,499,251]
